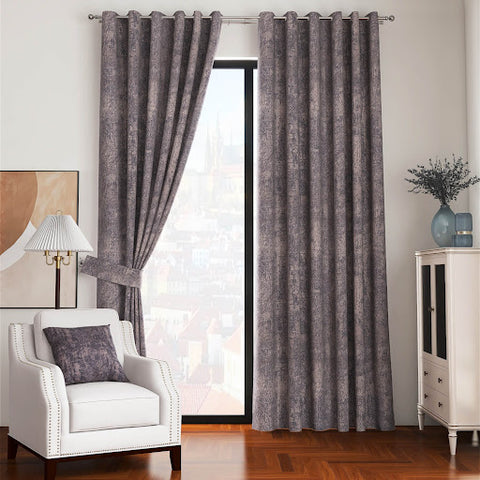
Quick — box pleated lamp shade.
[24,215,93,252]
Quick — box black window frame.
[182,60,256,424]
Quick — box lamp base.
[55,264,61,309]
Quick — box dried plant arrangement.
[405,155,480,205]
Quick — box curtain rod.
[87,14,395,24]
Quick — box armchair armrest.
[9,324,69,458]
[123,354,181,443]
[119,319,180,444]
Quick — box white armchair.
[7,308,181,480]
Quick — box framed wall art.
[0,170,79,308]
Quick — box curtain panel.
[254,11,394,432]
[82,10,222,354]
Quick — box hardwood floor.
[1,425,480,479]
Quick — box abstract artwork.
[0,171,79,308]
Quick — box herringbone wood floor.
[1,425,480,479]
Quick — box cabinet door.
[435,264,447,359]
[420,261,447,359]
[422,265,432,354]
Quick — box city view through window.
[142,68,247,415]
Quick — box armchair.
[8,308,181,480]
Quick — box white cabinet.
[416,248,480,455]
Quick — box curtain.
[82,10,222,355]
[254,11,394,432]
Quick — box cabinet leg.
[472,430,479,447]
[7,436,18,459]
[448,429,458,455]
[417,408,425,430]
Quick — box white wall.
[465,0,480,244]
[0,0,468,426]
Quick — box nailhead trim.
[12,324,62,456]
[158,359,181,443]
[60,440,179,457]
[121,321,138,356]
[156,360,174,442]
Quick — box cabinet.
[416,248,480,454]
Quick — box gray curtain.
[254,11,394,432]
[82,10,221,355]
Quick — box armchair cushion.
[43,325,128,385]
[66,382,160,433]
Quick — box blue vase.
[431,204,456,247]
[453,212,473,247]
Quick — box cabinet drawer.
[422,388,449,422]
[422,358,449,397]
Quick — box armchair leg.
[45,459,57,480]
[7,436,18,459]
[170,445,181,470]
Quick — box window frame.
[181,60,256,424]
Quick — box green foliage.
[405,155,480,205]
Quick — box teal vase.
[431,204,456,247]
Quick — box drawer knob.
[438,402,443,408]
[423,371,429,376]
[424,394,429,399]
[437,378,443,383]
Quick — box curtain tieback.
[80,255,142,288]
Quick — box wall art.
[0,170,79,308]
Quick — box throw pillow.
[43,324,129,385]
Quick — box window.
[142,61,256,422]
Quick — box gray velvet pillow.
[43,324,129,385]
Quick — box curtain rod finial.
[388,15,395,22]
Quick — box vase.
[431,204,456,247]
[453,212,473,247]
